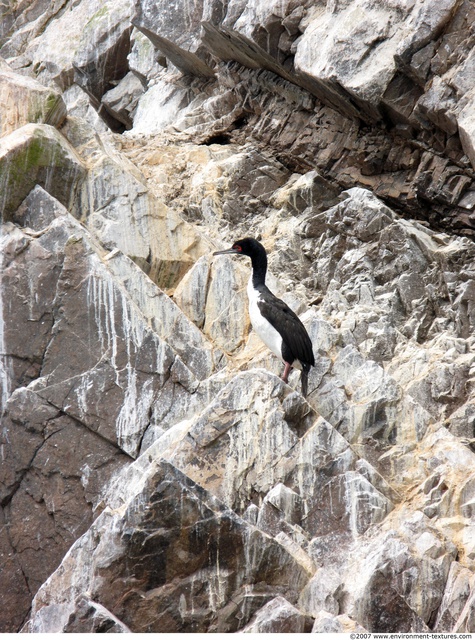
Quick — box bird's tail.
[300,365,311,398]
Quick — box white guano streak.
[87,265,155,456]
[0,229,11,418]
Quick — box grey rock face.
[241,596,313,632]
[132,0,215,77]
[0,187,225,629]
[2,0,475,634]
[0,388,129,630]
[101,71,145,129]
[25,459,312,633]
[64,597,132,633]
[72,0,134,131]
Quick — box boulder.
[25,459,312,633]
[0,66,66,136]
[241,596,313,633]
[0,123,86,219]
[101,71,145,130]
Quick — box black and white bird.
[213,237,315,396]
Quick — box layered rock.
[2,0,475,634]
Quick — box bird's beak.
[213,248,240,256]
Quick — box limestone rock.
[173,255,211,328]
[203,254,250,352]
[132,0,215,78]
[0,0,69,62]
[174,252,251,353]
[301,510,456,633]
[10,215,222,456]
[0,387,129,632]
[312,610,367,633]
[76,134,213,292]
[64,597,132,633]
[294,0,459,120]
[155,368,395,546]
[0,123,86,218]
[0,215,75,398]
[11,0,105,90]
[101,71,145,130]
[128,28,163,83]
[131,75,200,134]
[0,66,66,136]
[271,169,341,216]
[241,596,313,633]
[434,562,473,631]
[72,0,134,130]
[459,93,475,172]
[35,236,174,457]
[14,184,68,230]
[104,250,224,382]
[4,0,475,634]
[454,582,475,633]
[25,459,312,633]
[0,192,225,630]
[222,0,304,63]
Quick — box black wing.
[257,287,315,367]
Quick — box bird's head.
[213,237,265,258]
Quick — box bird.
[213,237,315,396]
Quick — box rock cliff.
[1,0,475,633]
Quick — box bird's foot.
[281,362,292,384]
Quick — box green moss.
[29,99,46,124]
[43,93,64,125]
[26,92,61,124]
[0,128,67,219]
[0,137,43,199]
[84,5,110,30]
[45,93,59,113]
[16,135,62,173]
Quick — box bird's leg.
[281,362,292,384]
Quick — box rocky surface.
[2,0,475,633]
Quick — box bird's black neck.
[250,250,267,288]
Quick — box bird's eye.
[234,245,242,252]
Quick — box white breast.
[247,278,284,362]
